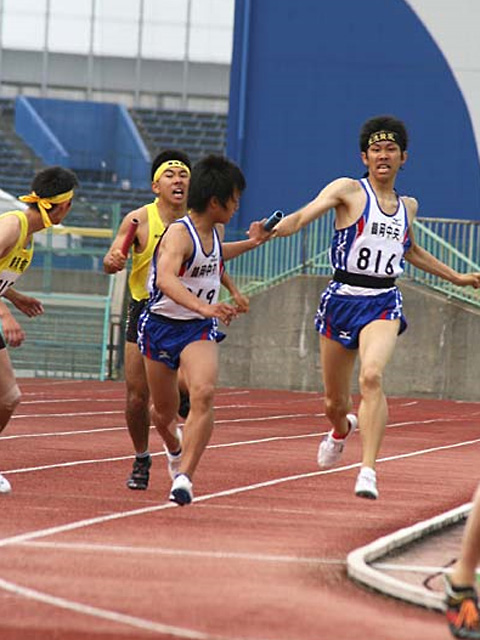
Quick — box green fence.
[4,208,479,380]
[224,215,480,308]
[5,204,122,380]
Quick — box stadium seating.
[131,107,227,165]
[0,99,228,225]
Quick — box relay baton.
[263,210,284,231]
[121,218,139,256]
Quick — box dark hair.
[187,155,246,212]
[30,166,78,199]
[359,115,408,152]
[151,149,191,180]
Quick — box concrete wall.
[218,275,480,401]
[19,269,480,400]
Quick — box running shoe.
[126,454,152,490]
[354,467,379,500]
[169,473,193,506]
[445,574,480,638]
[0,472,11,494]
[178,391,190,419]
[317,414,358,468]
[164,427,183,480]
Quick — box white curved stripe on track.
[1,438,480,637]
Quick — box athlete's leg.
[319,335,357,436]
[0,348,21,433]
[444,483,480,638]
[357,319,400,469]
[124,341,151,454]
[451,483,480,587]
[175,340,219,479]
[143,356,181,453]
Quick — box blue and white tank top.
[147,215,224,320]
[329,178,411,294]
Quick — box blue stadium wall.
[227,0,480,231]
[15,97,150,189]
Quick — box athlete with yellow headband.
[104,149,271,492]
[0,165,78,494]
[104,150,196,491]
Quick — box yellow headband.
[19,189,74,228]
[153,160,190,183]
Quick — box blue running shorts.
[315,282,407,350]
[138,312,221,369]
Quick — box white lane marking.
[19,540,346,566]
[0,577,226,640]
[3,425,480,477]
[1,432,323,475]
[1,438,479,637]
[2,438,480,549]
[11,410,123,419]
[4,412,324,438]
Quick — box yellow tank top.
[0,210,34,296]
[128,202,167,301]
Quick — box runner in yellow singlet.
[0,165,78,494]
[103,150,251,491]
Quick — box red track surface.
[1,379,479,639]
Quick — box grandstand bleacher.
[0,98,227,225]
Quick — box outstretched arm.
[273,178,355,237]
[222,220,273,261]
[405,225,480,288]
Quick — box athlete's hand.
[103,248,128,273]
[231,290,249,313]
[247,220,272,246]
[8,292,44,317]
[454,273,480,288]
[202,302,238,326]
[1,314,25,347]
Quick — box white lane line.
[3,438,480,550]
[2,421,480,477]
[20,398,124,405]
[11,410,124,419]
[0,440,479,637]
[1,432,323,475]
[19,540,346,566]
[4,412,324,438]
[0,577,226,640]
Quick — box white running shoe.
[164,427,183,480]
[317,414,358,468]
[355,467,378,500]
[169,473,193,506]
[0,473,12,494]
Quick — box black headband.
[367,130,403,149]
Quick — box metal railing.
[5,210,479,380]
[224,214,480,308]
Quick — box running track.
[0,379,479,640]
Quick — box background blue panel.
[15,97,150,189]
[227,0,480,231]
